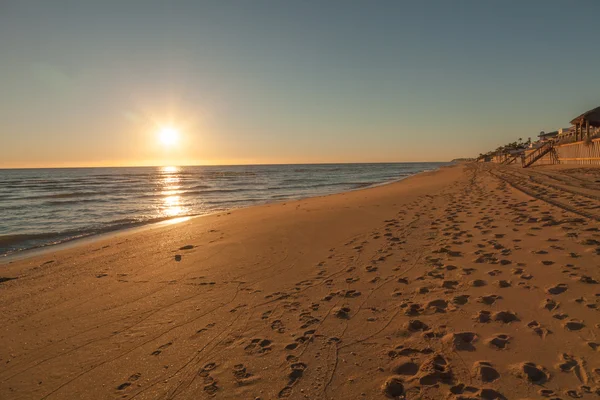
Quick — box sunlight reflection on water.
[163,195,184,217]
[160,167,187,217]
[0,162,447,255]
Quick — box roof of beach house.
[570,106,600,127]
[538,131,559,138]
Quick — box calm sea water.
[0,163,446,256]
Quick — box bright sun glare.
[158,127,179,146]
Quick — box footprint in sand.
[414,354,453,386]
[449,383,478,396]
[203,381,219,395]
[278,363,308,398]
[151,341,172,356]
[391,357,420,376]
[195,322,216,335]
[538,388,557,397]
[416,286,430,294]
[381,376,405,398]
[456,386,507,399]
[402,303,424,316]
[546,283,568,295]
[116,372,141,391]
[441,280,459,289]
[472,361,500,382]
[486,334,510,350]
[406,319,429,332]
[426,299,449,313]
[579,275,598,284]
[271,319,285,333]
[510,362,550,384]
[527,321,551,338]
[341,289,361,298]
[492,310,518,323]
[563,319,585,331]
[244,338,273,355]
[200,362,217,374]
[299,312,320,328]
[442,332,477,351]
[477,294,502,305]
[541,298,560,311]
[556,353,587,383]
[333,306,351,319]
[564,389,584,398]
[553,312,569,320]
[284,342,298,350]
[470,279,487,287]
[452,294,470,305]
[473,310,491,323]
[287,362,307,385]
[232,363,252,380]
[495,280,512,288]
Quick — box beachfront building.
[538,130,559,142]
[484,105,600,167]
[570,106,600,141]
[556,127,575,142]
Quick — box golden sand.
[1,163,600,399]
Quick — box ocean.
[0,163,447,256]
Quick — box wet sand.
[1,163,600,399]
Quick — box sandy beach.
[1,163,600,400]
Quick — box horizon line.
[0,160,454,170]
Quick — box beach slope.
[1,163,600,399]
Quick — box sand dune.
[1,163,600,399]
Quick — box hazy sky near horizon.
[1,0,599,167]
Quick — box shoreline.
[2,163,599,399]
[0,166,443,263]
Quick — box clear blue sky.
[1,0,599,167]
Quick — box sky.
[1,0,599,168]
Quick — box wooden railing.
[501,154,519,165]
[522,141,555,168]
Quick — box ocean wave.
[44,198,111,206]
[0,214,198,253]
[279,178,329,185]
[183,188,255,196]
[188,184,212,190]
[0,163,448,256]
[267,181,377,191]
[203,198,264,205]
[131,187,254,199]
[0,232,63,246]
[294,167,342,173]
[21,191,113,200]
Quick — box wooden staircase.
[522,141,556,168]
[501,154,519,165]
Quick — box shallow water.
[0,163,447,255]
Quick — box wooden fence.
[555,138,600,165]
[521,138,600,166]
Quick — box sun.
[158,127,179,146]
